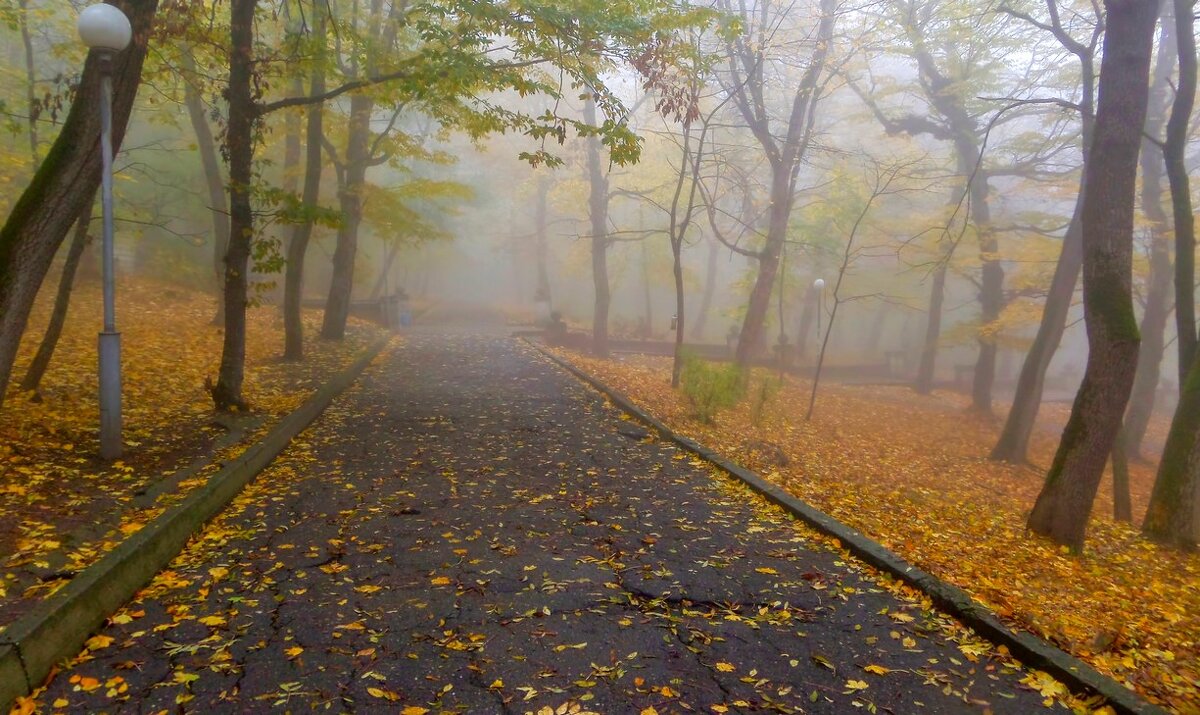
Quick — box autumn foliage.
[0,277,385,626]
[554,349,1199,712]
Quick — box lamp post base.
[99,330,122,460]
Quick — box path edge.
[0,336,391,710]
[527,339,1167,715]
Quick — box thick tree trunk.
[283,26,325,362]
[0,0,157,410]
[181,54,230,326]
[1143,351,1200,546]
[583,95,611,357]
[691,237,719,340]
[321,94,372,341]
[915,256,948,394]
[1027,1,1156,551]
[211,0,257,410]
[20,196,95,394]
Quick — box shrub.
[749,375,781,428]
[680,353,745,423]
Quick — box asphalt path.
[30,334,1057,713]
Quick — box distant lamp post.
[78,3,132,460]
[813,278,826,344]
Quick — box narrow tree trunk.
[1126,11,1176,459]
[641,238,654,337]
[1112,427,1133,522]
[181,54,230,326]
[671,239,686,387]
[18,0,37,161]
[211,0,257,410]
[534,178,551,308]
[691,236,719,340]
[973,211,1003,413]
[0,0,158,410]
[20,196,95,394]
[795,282,817,359]
[321,93,371,341]
[583,95,611,357]
[991,207,1083,462]
[1167,0,1198,381]
[864,305,888,357]
[283,14,326,362]
[368,242,400,301]
[735,169,789,368]
[915,256,949,394]
[1027,2,1156,551]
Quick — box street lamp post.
[78,3,132,460]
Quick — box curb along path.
[530,340,1166,715]
[0,336,391,710]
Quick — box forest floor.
[547,348,1198,712]
[13,333,1076,714]
[0,277,387,628]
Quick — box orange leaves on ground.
[555,349,1200,712]
[0,277,386,625]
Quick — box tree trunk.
[972,188,1002,414]
[19,196,95,394]
[321,93,372,341]
[1167,0,1198,381]
[991,204,1083,462]
[691,236,719,340]
[18,0,37,161]
[639,237,652,336]
[583,95,611,357]
[0,0,157,410]
[181,54,230,326]
[211,0,257,410]
[1143,350,1200,546]
[1027,1,1156,551]
[534,178,551,308]
[735,169,789,368]
[283,14,326,362]
[368,242,400,301]
[915,255,949,394]
[1126,10,1175,460]
[1112,426,1133,522]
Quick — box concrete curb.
[0,336,391,710]
[528,340,1168,715]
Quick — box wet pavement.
[28,333,1057,713]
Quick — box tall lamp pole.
[78,3,132,460]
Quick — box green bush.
[680,353,745,423]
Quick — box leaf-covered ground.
[549,349,1198,712]
[0,277,385,628]
[14,334,1078,713]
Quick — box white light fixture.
[813,278,825,290]
[77,3,132,52]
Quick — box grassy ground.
[0,277,387,627]
[552,348,1199,713]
